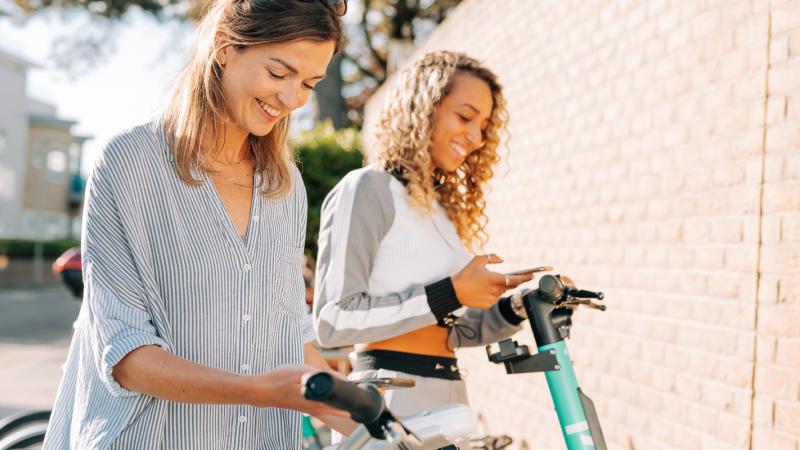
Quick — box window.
[46,148,67,182]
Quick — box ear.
[217,45,230,68]
[214,31,231,67]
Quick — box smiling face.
[429,72,495,172]
[219,39,335,137]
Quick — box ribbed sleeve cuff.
[425,277,462,322]
[497,297,526,325]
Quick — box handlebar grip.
[572,289,604,300]
[303,372,385,424]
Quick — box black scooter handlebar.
[303,372,385,425]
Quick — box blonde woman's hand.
[451,254,533,309]
[248,364,349,419]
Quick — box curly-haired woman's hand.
[451,254,533,309]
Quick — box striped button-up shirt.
[43,120,314,449]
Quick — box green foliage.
[0,238,81,258]
[294,121,363,257]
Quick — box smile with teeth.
[256,99,281,118]
[451,142,468,158]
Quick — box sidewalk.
[0,287,79,417]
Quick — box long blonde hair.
[377,51,508,250]
[164,0,344,197]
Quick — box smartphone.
[506,266,553,276]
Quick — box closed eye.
[268,70,287,80]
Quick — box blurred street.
[0,287,79,418]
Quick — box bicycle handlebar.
[303,372,386,425]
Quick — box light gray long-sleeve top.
[313,165,523,350]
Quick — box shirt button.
[242,314,251,322]
[252,215,259,223]
[238,415,247,424]
[242,263,251,272]
[241,363,249,372]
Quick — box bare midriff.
[357,324,454,358]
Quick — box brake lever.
[386,419,423,449]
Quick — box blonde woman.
[43,0,355,448]
[313,51,532,416]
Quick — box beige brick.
[725,246,758,272]
[759,276,781,303]
[750,427,797,450]
[760,244,800,274]
[762,216,784,243]
[763,182,800,213]
[697,247,724,269]
[756,335,777,362]
[753,398,775,426]
[756,365,800,399]
[765,122,800,153]
[776,338,800,371]
[790,28,800,58]
[708,273,743,299]
[715,412,752,447]
[765,154,787,182]
[778,276,800,304]
[770,35,790,64]
[770,60,800,95]
[773,4,800,35]
[768,96,789,124]
[775,402,800,435]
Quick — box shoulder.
[333,165,393,201]
[93,120,164,179]
[322,165,395,226]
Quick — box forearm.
[447,298,524,348]
[314,279,461,348]
[112,345,255,405]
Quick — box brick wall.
[362,1,800,449]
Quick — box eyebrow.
[269,57,326,80]
[457,102,490,128]
[457,103,481,114]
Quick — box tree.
[340,0,461,125]
[292,121,363,257]
[9,0,462,127]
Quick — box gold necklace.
[210,149,249,165]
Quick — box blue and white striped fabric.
[43,120,314,449]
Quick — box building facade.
[0,49,86,241]
[363,1,800,449]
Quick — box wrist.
[238,374,270,408]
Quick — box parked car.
[52,247,82,299]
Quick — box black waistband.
[352,349,461,381]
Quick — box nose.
[466,123,483,149]
[276,85,306,111]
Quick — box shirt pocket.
[269,239,306,320]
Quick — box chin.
[248,121,277,137]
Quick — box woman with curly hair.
[313,51,533,416]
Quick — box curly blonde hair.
[377,51,508,250]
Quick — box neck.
[208,121,250,164]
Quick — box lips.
[256,99,281,121]
[451,142,468,158]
